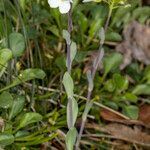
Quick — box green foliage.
[8,32,25,57]
[0,49,12,70]
[0,91,13,109]
[122,105,139,119]
[62,72,74,98]
[16,68,45,81]
[70,41,77,65]
[82,100,94,121]
[143,66,150,83]
[87,70,94,92]
[113,73,128,91]
[0,133,14,147]
[16,112,43,131]
[132,84,150,95]
[103,101,118,110]
[105,31,122,41]
[67,97,78,128]
[66,127,77,150]
[9,96,25,120]
[104,79,116,92]
[0,69,46,92]
[121,93,137,103]
[0,0,149,149]
[132,7,150,23]
[63,30,71,45]
[103,52,123,77]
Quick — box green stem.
[75,3,113,150]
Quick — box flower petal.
[48,0,60,8]
[59,1,71,14]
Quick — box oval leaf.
[63,30,71,45]
[103,52,123,76]
[123,105,139,120]
[113,74,129,91]
[13,68,46,83]
[17,112,42,130]
[70,41,77,64]
[0,49,12,70]
[86,70,93,92]
[82,100,93,121]
[0,69,46,92]
[121,93,138,103]
[62,72,74,98]
[9,96,25,120]
[9,32,25,57]
[132,84,150,95]
[67,97,78,128]
[99,27,105,45]
[0,91,13,109]
[0,133,14,147]
[66,127,77,150]
[104,79,115,92]
[106,31,122,42]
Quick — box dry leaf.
[139,104,150,126]
[100,108,150,128]
[100,108,125,121]
[105,123,150,146]
[116,21,150,69]
[86,122,150,146]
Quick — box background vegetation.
[0,0,150,149]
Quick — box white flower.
[48,0,72,14]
